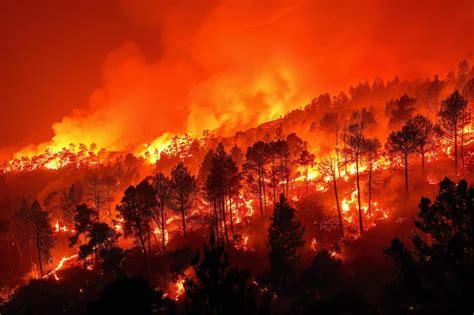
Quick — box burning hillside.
[1,1,474,314]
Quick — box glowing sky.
[2,0,473,157]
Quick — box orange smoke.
[7,0,474,158]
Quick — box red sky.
[2,0,473,156]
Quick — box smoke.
[13,0,474,156]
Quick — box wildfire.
[54,220,70,233]
[42,254,79,281]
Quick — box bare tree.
[343,118,369,234]
[295,150,315,191]
[243,141,269,216]
[364,138,381,216]
[152,171,172,254]
[318,156,344,238]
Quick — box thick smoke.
[13,0,474,156]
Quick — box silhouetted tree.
[30,200,55,277]
[438,90,469,174]
[385,178,474,313]
[69,203,97,246]
[14,198,34,271]
[244,141,269,216]
[318,156,344,238]
[59,184,83,226]
[205,144,241,243]
[153,171,172,254]
[269,140,290,202]
[83,172,106,221]
[386,123,418,194]
[268,194,305,286]
[364,138,381,215]
[170,163,197,237]
[388,94,416,127]
[76,222,120,270]
[184,231,257,315]
[343,118,369,234]
[295,150,315,191]
[116,180,156,275]
[406,114,443,173]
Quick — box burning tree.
[318,155,344,238]
[386,122,418,194]
[116,180,157,275]
[269,140,290,202]
[268,194,305,286]
[170,162,197,237]
[364,138,381,216]
[406,114,443,173]
[244,141,270,216]
[343,118,369,234]
[204,144,242,243]
[438,90,470,174]
[295,149,315,191]
[152,171,172,254]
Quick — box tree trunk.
[228,195,234,234]
[404,152,409,194]
[421,146,425,174]
[161,206,166,254]
[221,194,229,244]
[271,156,276,205]
[258,168,263,216]
[333,174,344,239]
[368,160,372,216]
[305,165,309,191]
[137,227,150,278]
[180,203,186,237]
[262,164,267,212]
[355,155,364,234]
[26,232,32,272]
[454,122,458,175]
[461,120,465,174]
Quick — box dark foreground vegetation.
[1,177,473,315]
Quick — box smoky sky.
[1,0,473,158]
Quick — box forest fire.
[1,1,474,314]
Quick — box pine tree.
[406,114,443,173]
[116,180,156,275]
[152,171,172,254]
[184,231,257,315]
[268,194,305,285]
[438,90,469,174]
[30,200,55,277]
[170,163,197,237]
[386,123,418,194]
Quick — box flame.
[43,254,79,281]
